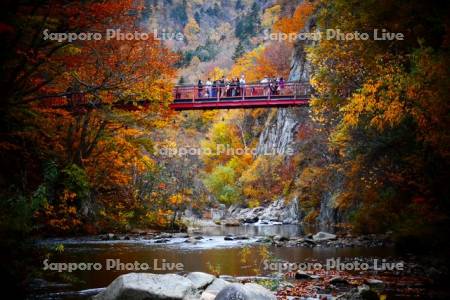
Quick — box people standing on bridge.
[270,79,279,95]
[230,78,237,97]
[205,78,212,98]
[219,76,226,98]
[278,77,286,95]
[239,75,246,97]
[197,80,204,98]
[261,76,269,96]
[235,77,240,96]
[225,78,231,97]
[212,80,217,98]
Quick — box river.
[34,224,399,297]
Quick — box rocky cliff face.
[256,14,316,156]
[224,198,300,224]
[255,108,304,156]
[255,15,343,228]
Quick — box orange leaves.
[34,189,81,234]
[273,2,315,36]
[23,0,176,108]
[230,41,291,81]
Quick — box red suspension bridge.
[38,82,311,111]
[170,81,311,110]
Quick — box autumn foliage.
[0,0,179,235]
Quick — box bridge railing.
[38,93,88,108]
[173,82,311,102]
[36,82,311,109]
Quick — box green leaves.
[203,165,241,205]
[62,164,90,200]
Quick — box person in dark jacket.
[197,80,203,98]
[212,81,217,97]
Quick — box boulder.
[313,232,337,241]
[185,237,199,244]
[215,283,276,300]
[93,273,194,300]
[223,219,241,226]
[219,275,237,282]
[173,233,190,238]
[340,287,379,300]
[295,272,312,280]
[186,272,216,289]
[200,278,230,300]
[329,276,349,285]
[243,216,259,224]
[158,232,173,238]
[273,235,289,242]
[364,279,384,289]
[282,218,293,224]
[256,238,268,243]
[154,238,170,243]
[233,236,249,240]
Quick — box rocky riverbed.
[39,229,392,250]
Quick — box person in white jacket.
[205,78,212,98]
[260,75,269,96]
[239,75,246,97]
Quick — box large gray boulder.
[93,273,195,300]
[186,272,216,289]
[313,231,337,241]
[200,278,230,300]
[215,283,276,300]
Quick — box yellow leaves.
[168,193,183,206]
[207,67,226,81]
[229,45,265,82]
[334,191,354,209]
[304,209,319,223]
[183,17,201,47]
[261,5,281,29]
[201,110,219,123]
[67,206,77,214]
[118,127,142,137]
[248,199,260,208]
[339,68,410,133]
[141,155,156,169]
[144,209,172,227]
[227,154,253,174]
[295,166,329,213]
[239,246,251,264]
[239,156,286,204]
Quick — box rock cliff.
[254,14,343,228]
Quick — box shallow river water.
[36,224,398,293]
